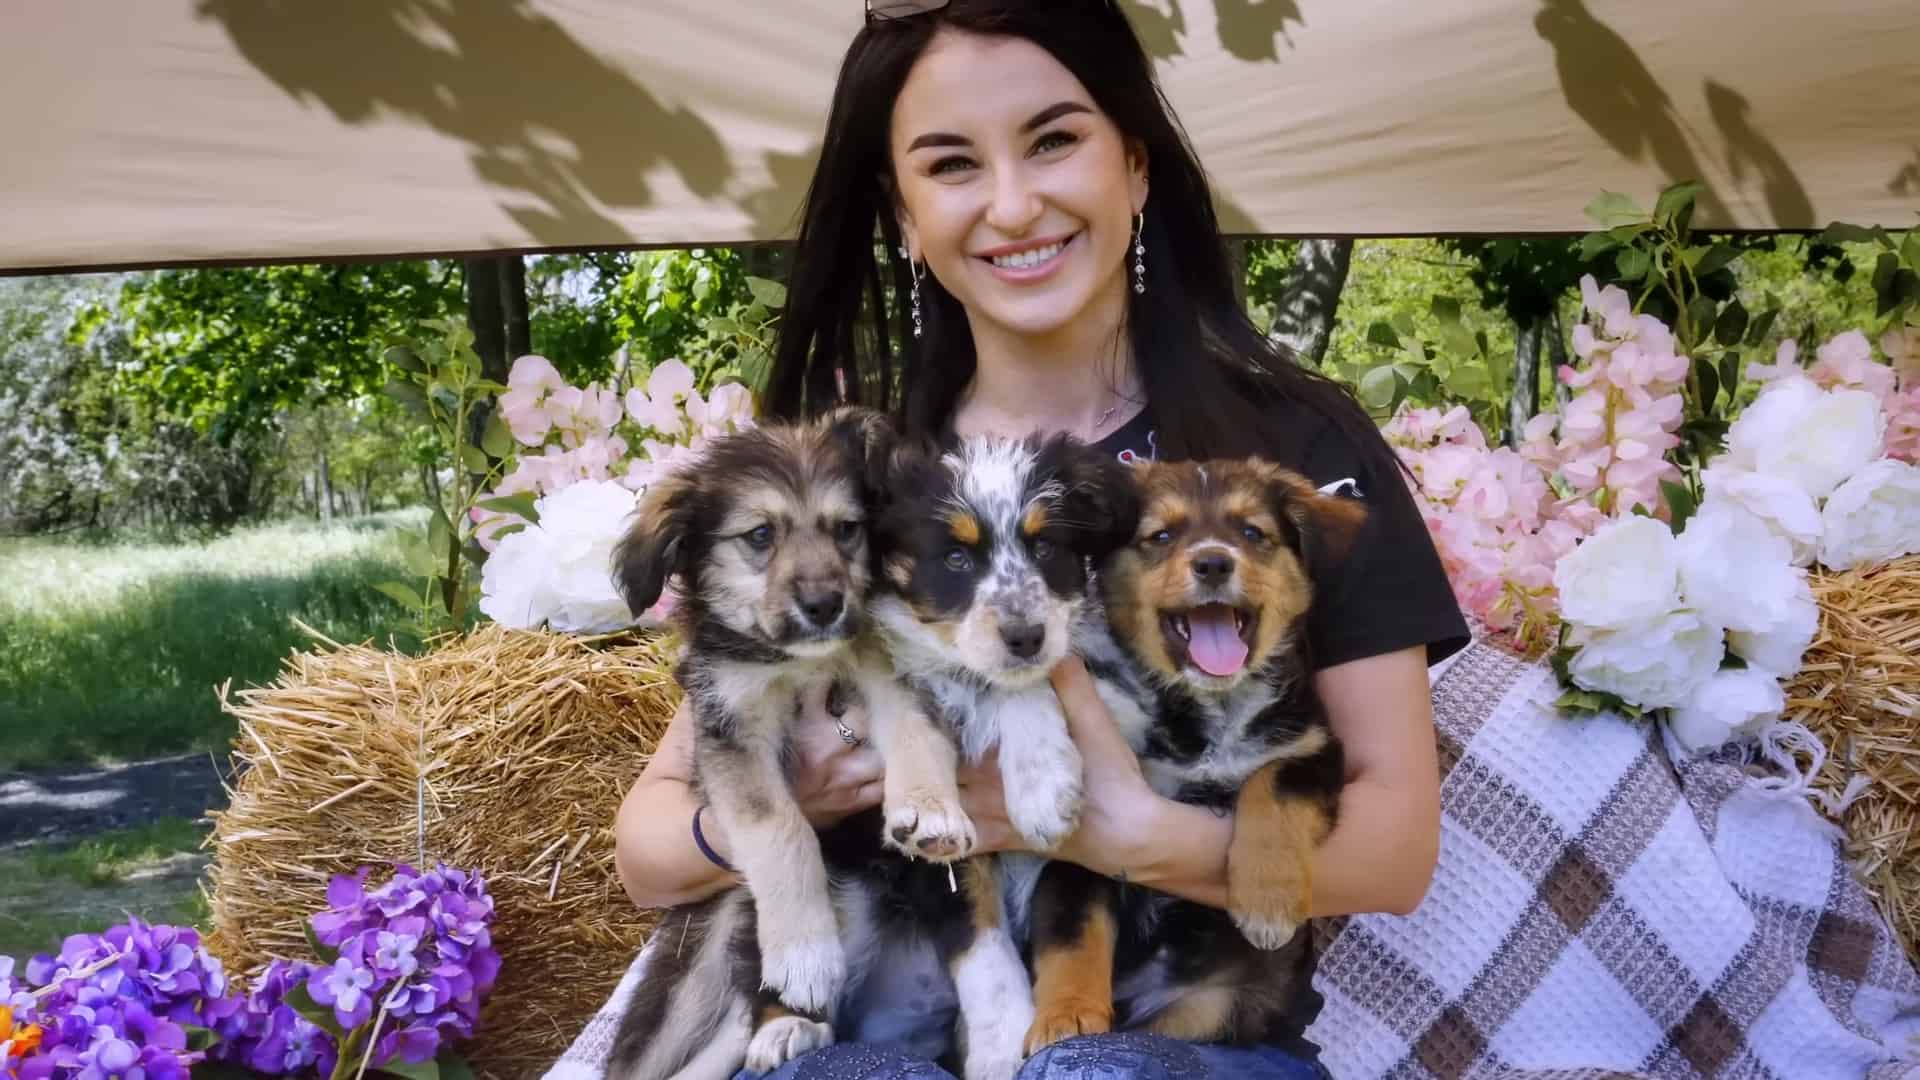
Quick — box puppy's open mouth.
[1163,603,1254,677]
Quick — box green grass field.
[0,513,424,770]
[0,818,211,962]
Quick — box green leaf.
[477,492,541,524]
[1713,298,1749,348]
[429,506,455,559]
[1358,365,1400,410]
[1654,181,1704,228]
[1718,350,1741,405]
[384,345,426,374]
[1446,363,1493,402]
[284,981,349,1039]
[181,1023,221,1053]
[488,522,528,543]
[480,411,514,458]
[1890,268,1920,315]
[745,276,788,309]
[1693,355,1721,413]
[1390,311,1418,340]
[1584,190,1646,229]
[1660,479,1698,535]
[374,580,424,610]
[1430,296,1463,324]
[1616,247,1652,282]
[437,1054,478,1080]
[459,445,491,473]
[303,918,341,965]
[385,379,430,419]
[1685,295,1719,342]
[1578,231,1621,260]
[1744,307,1779,347]
[1694,243,1739,278]
[1903,229,1920,271]
[1365,320,1400,348]
[376,1060,442,1080]
[707,315,743,339]
[403,534,438,577]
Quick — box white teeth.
[990,240,1066,269]
[1233,610,1247,633]
[1170,614,1190,641]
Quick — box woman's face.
[889,30,1148,342]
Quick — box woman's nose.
[984,163,1042,236]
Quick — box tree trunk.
[464,258,507,384]
[1549,306,1572,415]
[499,257,531,367]
[317,443,335,526]
[1267,238,1353,367]
[1508,315,1544,447]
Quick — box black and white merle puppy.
[604,408,976,1080]
[1023,457,1365,1055]
[863,431,1141,1079]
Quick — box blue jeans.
[731,1032,1331,1080]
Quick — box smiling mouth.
[1162,603,1254,678]
[981,233,1076,272]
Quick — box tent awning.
[4,1,1917,275]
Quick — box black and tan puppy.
[1024,458,1364,1053]
[604,408,975,1080]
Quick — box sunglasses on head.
[865,0,950,21]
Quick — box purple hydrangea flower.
[308,957,376,1029]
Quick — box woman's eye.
[834,520,862,544]
[1241,524,1267,544]
[929,154,975,177]
[746,525,774,550]
[943,548,973,572]
[1032,538,1056,561]
[1031,130,1077,155]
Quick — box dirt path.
[0,752,235,849]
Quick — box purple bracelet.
[692,805,735,873]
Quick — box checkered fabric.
[548,636,1920,1080]
[1309,636,1920,1079]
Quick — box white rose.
[1566,609,1725,710]
[1723,377,1886,501]
[1700,461,1823,566]
[1553,515,1683,630]
[1666,667,1786,755]
[478,479,639,633]
[1817,458,1920,570]
[1675,499,1804,634]
[1727,586,1817,676]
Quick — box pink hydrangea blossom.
[497,355,567,446]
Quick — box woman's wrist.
[1116,795,1232,908]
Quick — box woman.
[613,2,1468,1077]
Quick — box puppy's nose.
[797,589,845,628]
[999,622,1045,661]
[1191,552,1235,587]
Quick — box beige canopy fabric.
[4,1,1918,275]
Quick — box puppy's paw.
[1227,848,1310,950]
[744,1015,834,1074]
[761,938,846,1015]
[1004,763,1083,851]
[884,788,978,862]
[961,1036,1027,1080]
[1023,1002,1112,1056]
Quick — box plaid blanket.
[548,636,1920,1080]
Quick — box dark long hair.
[764,0,1387,472]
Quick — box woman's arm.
[613,684,889,911]
[958,648,1441,918]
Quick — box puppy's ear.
[1049,437,1142,559]
[613,467,701,616]
[1262,464,1367,575]
[821,405,896,499]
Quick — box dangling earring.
[909,259,926,339]
[1132,212,1147,295]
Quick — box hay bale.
[205,623,678,1079]
[1785,554,1920,966]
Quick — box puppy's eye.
[1240,524,1267,544]
[943,548,973,572]
[1146,529,1173,547]
[833,520,862,544]
[1031,538,1056,561]
[744,524,774,550]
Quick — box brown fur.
[1023,901,1117,1054]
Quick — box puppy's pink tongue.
[1186,604,1248,677]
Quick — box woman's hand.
[957,656,1173,880]
[786,677,887,829]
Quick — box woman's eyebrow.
[905,101,1094,152]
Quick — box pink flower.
[625,360,698,437]
[1885,387,1920,463]
[1746,339,1803,385]
[498,355,566,446]
[1809,330,1897,403]
[1881,324,1920,385]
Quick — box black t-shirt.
[1093,405,1469,670]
